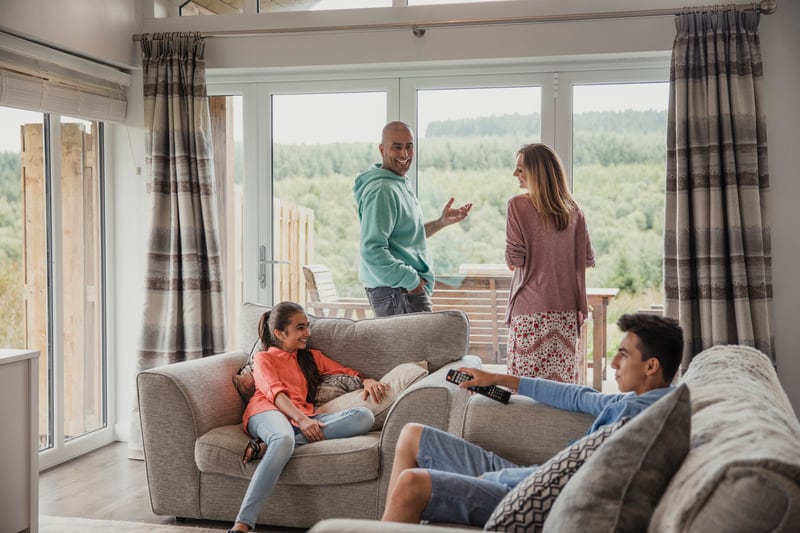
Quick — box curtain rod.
[132,1,776,41]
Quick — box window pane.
[271,92,386,301]
[1,107,50,449]
[60,116,105,441]
[208,95,244,351]
[416,86,541,275]
[260,0,390,12]
[571,82,668,355]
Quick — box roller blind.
[0,31,129,122]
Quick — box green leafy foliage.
[0,151,23,263]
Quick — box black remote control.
[446,369,511,404]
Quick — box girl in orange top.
[228,301,388,533]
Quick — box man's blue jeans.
[365,286,432,317]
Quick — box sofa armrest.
[137,351,248,517]
[462,394,594,466]
[376,355,481,515]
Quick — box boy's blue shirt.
[481,378,674,487]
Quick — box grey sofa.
[310,344,800,533]
[137,303,479,529]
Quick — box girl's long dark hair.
[258,301,322,403]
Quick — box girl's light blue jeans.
[234,406,374,529]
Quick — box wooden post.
[273,200,314,304]
[20,123,48,446]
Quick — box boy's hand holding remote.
[456,366,521,392]
[447,368,513,404]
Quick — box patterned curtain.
[665,8,774,372]
[129,33,227,459]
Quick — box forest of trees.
[0,150,23,345]
[0,109,667,354]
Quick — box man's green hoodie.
[353,163,434,296]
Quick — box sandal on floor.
[242,438,265,464]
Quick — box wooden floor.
[39,441,305,532]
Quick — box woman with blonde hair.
[504,143,595,382]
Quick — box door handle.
[259,245,289,288]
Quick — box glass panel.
[181,0,243,16]
[571,82,669,357]
[260,0,390,12]
[59,116,105,441]
[271,92,386,301]
[208,95,244,351]
[416,86,541,275]
[0,107,50,449]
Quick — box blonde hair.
[517,143,576,231]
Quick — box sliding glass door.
[0,107,109,468]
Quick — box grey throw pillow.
[484,416,630,532]
[542,384,691,533]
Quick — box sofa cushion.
[484,416,630,532]
[195,424,381,485]
[239,303,469,378]
[543,384,691,533]
[239,301,271,354]
[307,311,469,377]
[650,345,800,532]
[316,361,429,430]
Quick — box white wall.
[759,0,800,411]
[0,0,140,68]
[2,0,799,438]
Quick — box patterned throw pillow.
[231,338,262,403]
[484,416,630,532]
[314,374,364,406]
[232,366,363,406]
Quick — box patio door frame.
[208,57,670,308]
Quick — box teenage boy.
[381,312,684,527]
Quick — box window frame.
[555,68,670,186]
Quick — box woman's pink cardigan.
[504,194,595,327]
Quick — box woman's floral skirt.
[506,310,583,383]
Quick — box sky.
[1,82,668,151]
[270,82,668,144]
